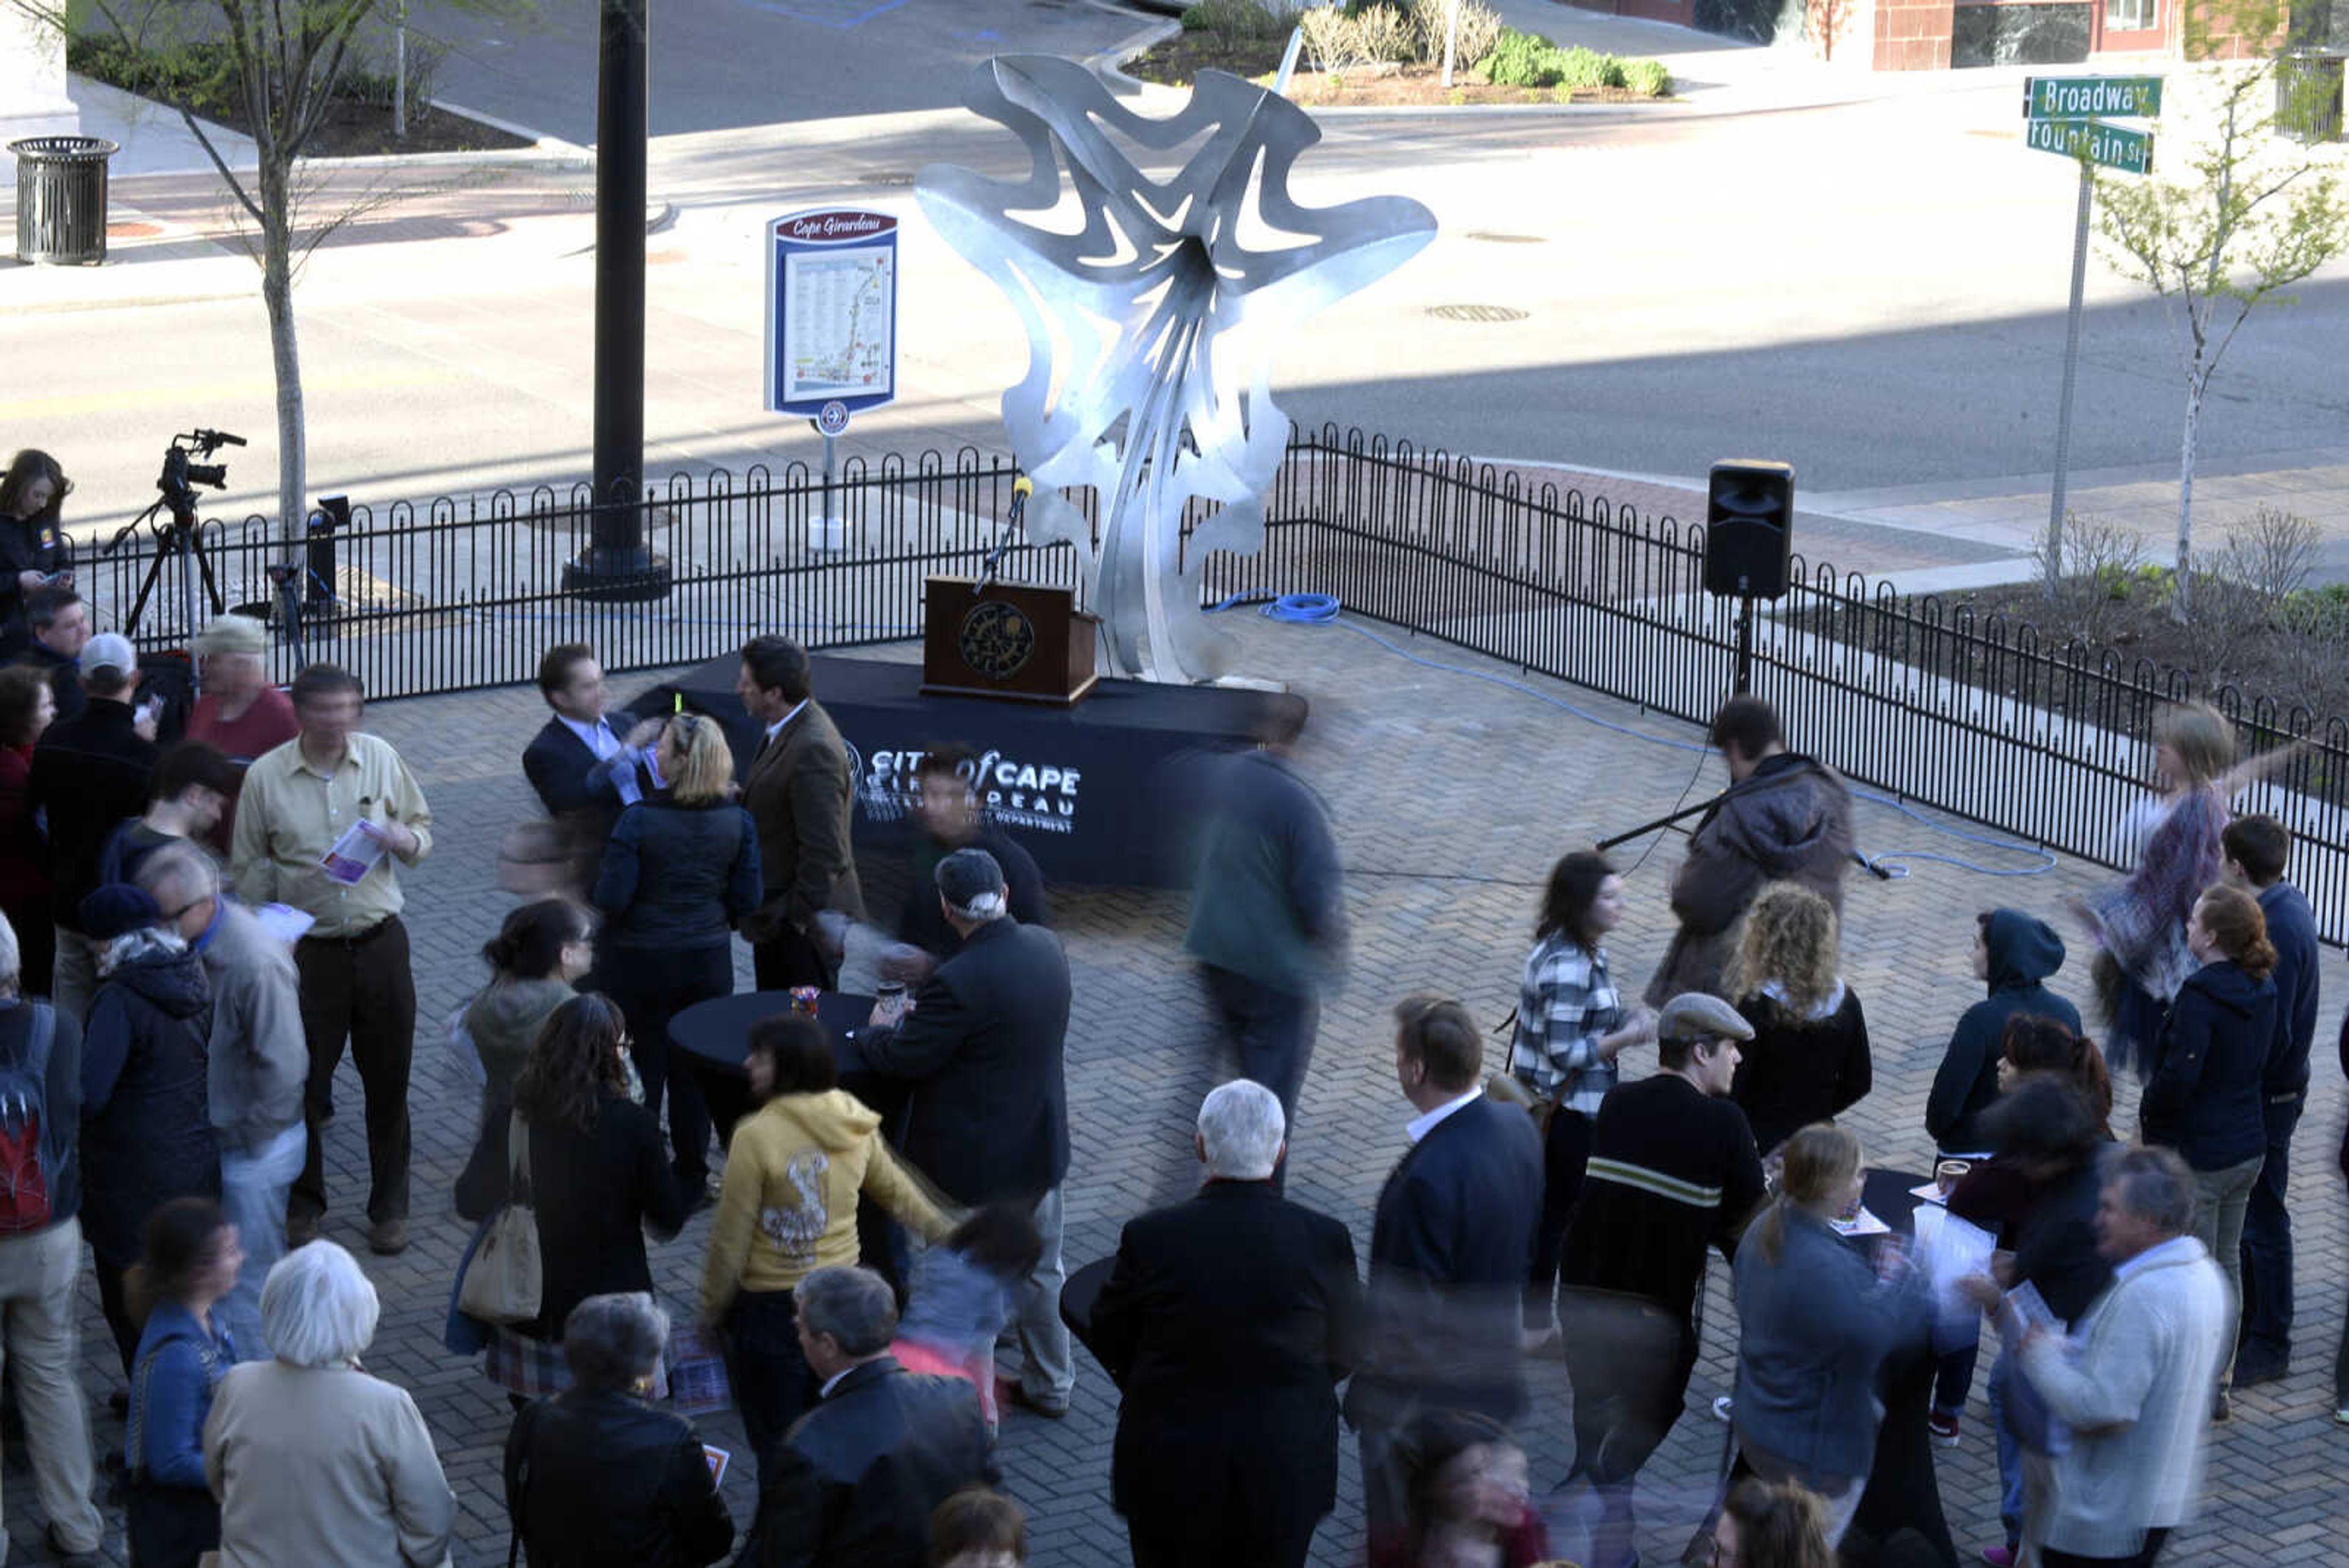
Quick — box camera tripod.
[105,495,226,642]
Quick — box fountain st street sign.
[2024,75,2164,120]
[2024,116,2156,174]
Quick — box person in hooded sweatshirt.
[698,1011,951,1492]
[2140,882,2276,1406]
[1921,907,2080,1446]
[1645,697,1854,1007]
[78,882,216,1374]
[1928,910,2082,1158]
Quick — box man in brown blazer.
[735,634,864,989]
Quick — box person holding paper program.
[231,664,432,1257]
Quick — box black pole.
[570,0,671,601]
[1734,593,1755,695]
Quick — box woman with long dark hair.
[1506,849,1652,1345]
[0,450,73,660]
[123,1197,242,1567]
[594,712,761,1203]
[483,994,686,1406]
[1722,882,1872,1159]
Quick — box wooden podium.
[921,576,1100,706]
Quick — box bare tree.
[27,0,399,542]
[2093,18,2349,620]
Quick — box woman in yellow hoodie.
[700,1011,951,1488]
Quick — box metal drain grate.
[1463,231,1545,243]
[1428,303,1529,323]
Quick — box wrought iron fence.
[97,423,2349,940]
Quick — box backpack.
[0,1004,56,1235]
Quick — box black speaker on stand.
[1702,459,1795,694]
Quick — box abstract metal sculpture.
[916,56,1437,683]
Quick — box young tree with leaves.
[2092,10,2349,619]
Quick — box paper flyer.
[321,820,387,885]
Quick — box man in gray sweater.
[141,842,308,1356]
[2019,1145,2228,1567]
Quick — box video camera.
[157,428,245,519]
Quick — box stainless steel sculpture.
[916,56,1437,683]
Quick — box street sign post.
[765,207,900,551]
[2023,79,2161,576]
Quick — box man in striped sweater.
[1557,992,1769,1568]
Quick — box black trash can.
[9,135,119,265]
[2278,49,2347,143]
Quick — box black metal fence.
[95,423,2349,941]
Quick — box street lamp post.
[569,0,672,601]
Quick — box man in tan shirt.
[231,664,432,1255]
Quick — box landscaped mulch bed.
[1120,38,1664,106]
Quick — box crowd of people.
[0,440,2334,1568]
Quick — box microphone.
[979,476,1034,589]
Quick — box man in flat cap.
[1556,993,1769,1568]
[859,847,1075,1417]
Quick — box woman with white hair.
[202,1241,456,1567]
[503,1293,734,1567]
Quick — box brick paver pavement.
[9,616,2343,1565]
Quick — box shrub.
[1407,0,1502,68]
[1622,57,1671,96]
[1553,44,1625,89]
[1183,0,1297,42]
[1476,28,1554,86]
[1299,3,1416,72]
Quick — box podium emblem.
[959,599,1037,678]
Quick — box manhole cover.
[1463,230,1544,243]
[1428,303,1529,323]
[105,221,163,239]
[863,171,916,187]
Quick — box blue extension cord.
[1206,592,2055,881]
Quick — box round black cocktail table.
[667,989,878,1147]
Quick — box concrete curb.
[1086,0,1185,97]
[295,98,594,173]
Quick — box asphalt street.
[10,13,2349,543]
[407,0,1155,141]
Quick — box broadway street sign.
[2024,117,2156,175]
[2024,75,2163,120]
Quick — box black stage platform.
[634,652,1304,887]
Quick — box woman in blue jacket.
[1732,1124,1928,1549]
[125,1197,243,1568]
[2141,882,2274,1402]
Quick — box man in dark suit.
[748,1266,996,1568]
[1342,993,1543,1535]
[519,642,660,897]
[860,847,1074,1416]
[1089,1080,1360,1568]
[737,635,864,989]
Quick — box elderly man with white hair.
[201,1241,455,1567]
[1088,1079,1362,1568]
[141,840,309,1358]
